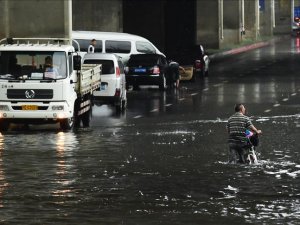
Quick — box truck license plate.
[22,105,38,110]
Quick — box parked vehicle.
[83,53,127,113]
[170,45,210,82]
[292,17,300,36]
[125,54,168,91]
[193,45,210,77]
[0,37,101,131]
[72,31,165,65]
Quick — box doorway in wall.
[123,0,196,63]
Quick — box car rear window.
[73,39,102,52]
[105,40,131,54]
[136,41,156,54]
[84,59,114,75]
[128,55,160,66]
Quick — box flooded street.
[1,37,300,224]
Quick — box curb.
[209,35,290,60]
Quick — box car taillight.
[153,66,160,74]
[116,67,120,78]
[195,60,202,69]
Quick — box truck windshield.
[0,51,67,80]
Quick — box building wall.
[196,0,220,49]
[1,0,71,39]
[72,0,122,32]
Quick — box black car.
[125,54,168,90]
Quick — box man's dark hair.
[234,103,243,112]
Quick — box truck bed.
[78,64,101,95]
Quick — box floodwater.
[1,114,300,225]
[1,37,300,224]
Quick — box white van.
[72,31,165,64]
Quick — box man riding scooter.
[226,104,262,164]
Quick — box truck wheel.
[81,109,91,127]
[0,120,9,132]
[60,117,74,130]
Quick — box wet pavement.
[1,37,300,224]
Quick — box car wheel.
[159,75,166,91]
[133,83,139,91]
[205,68,209,77]
[0,120,9,132]
[200,69,205,77]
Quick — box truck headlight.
[52,105,64,110]
[0,105,9,111]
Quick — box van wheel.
[121,90,127,111]
[115,98,122,113]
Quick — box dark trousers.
[228,142,248,164]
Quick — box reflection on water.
[0,134,9,208]
[52,132,78,199]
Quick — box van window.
[136,41,156,54]
[73,39,102,52]
[84,59,114,75]
[105,41,131,54]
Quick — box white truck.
[0,38,101,131]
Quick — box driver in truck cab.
[44,56,59,78]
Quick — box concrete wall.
[222,0,241,48]
[72,0,122,32]
[0,0,71,39]
[196,0,220,49]
[260,0,274,37]
[274,0,292,34]
[0,0,6,39]
[244,0,258,39]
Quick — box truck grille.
[7,89,53,99]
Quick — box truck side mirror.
[73,55,82,70]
